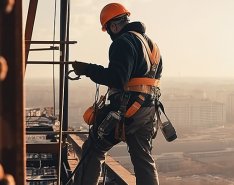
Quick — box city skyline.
[25,77,234,128]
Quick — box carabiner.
[66,70,81,80]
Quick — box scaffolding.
[0,1,135,184]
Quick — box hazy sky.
[24,0,234,79]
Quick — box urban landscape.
[25,77,234,185]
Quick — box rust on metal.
[5,0,15,13]
[0,0,15,13]
[27,61,76,65]
[0,0,25,184]
[0,56,8,81]
[25,0,38,62]
[68,134,136,185]
[25,40,77,44]
[105,155,136,184]
[27,143,60,153]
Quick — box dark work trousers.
[73,106,159,185]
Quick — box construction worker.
[72,3,162,185]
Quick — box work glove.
[72,61,90,76]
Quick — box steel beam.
[26,131,89,135]
[27,61,76,64]
[0,0,25,184]
[26,40,77,44]
[68,134,136,185]
[25,0,38,62]
[27,143,60,153]
[29,47,59,51]
[58,1,70,184]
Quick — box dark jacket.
[85,22,162,107]
[85,22,162,87]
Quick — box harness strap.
[155,101,170,121]
[125,94,145,118]
[126,77,160,87]
[155,101,177,142]
[124,78,160,94]
[124,32,161,118]
[129,31,160,65]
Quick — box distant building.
[227,93,234,122]
[26,107,58,185]
[162,95,225,129]
[156,152,184,173]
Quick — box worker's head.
[100,3,130,37]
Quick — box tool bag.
[97,93,130,142]
[83,92,107,125]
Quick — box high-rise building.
[162,95,225,129]
[227,93,234,122]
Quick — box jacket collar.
[110,22,146,41]
[120,22,146,35]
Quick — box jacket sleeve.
[85,37,136,89]
[155,57,163,79]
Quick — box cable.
[52,0,57,116]
[58,0,70,184]
[51,1,61,185]
[65,84,102,185]
[92,84,100,132]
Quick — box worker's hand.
[72,61,89,76]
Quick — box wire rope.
[65,84,101,185]
[58,1,71,185]
[52,0,57,116]
[51,1,61,184]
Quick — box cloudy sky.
[24,0,234,79]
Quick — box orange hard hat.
[100,3,130,31]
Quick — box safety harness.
[124,31,161,118]
[83,31,161,126]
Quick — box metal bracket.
[0,56,8,81]
[0,0,15,13]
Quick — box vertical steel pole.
[0,1,26,185]
[62,0,69,142]
[58,0,69,184]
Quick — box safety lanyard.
[119,92,131,115]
